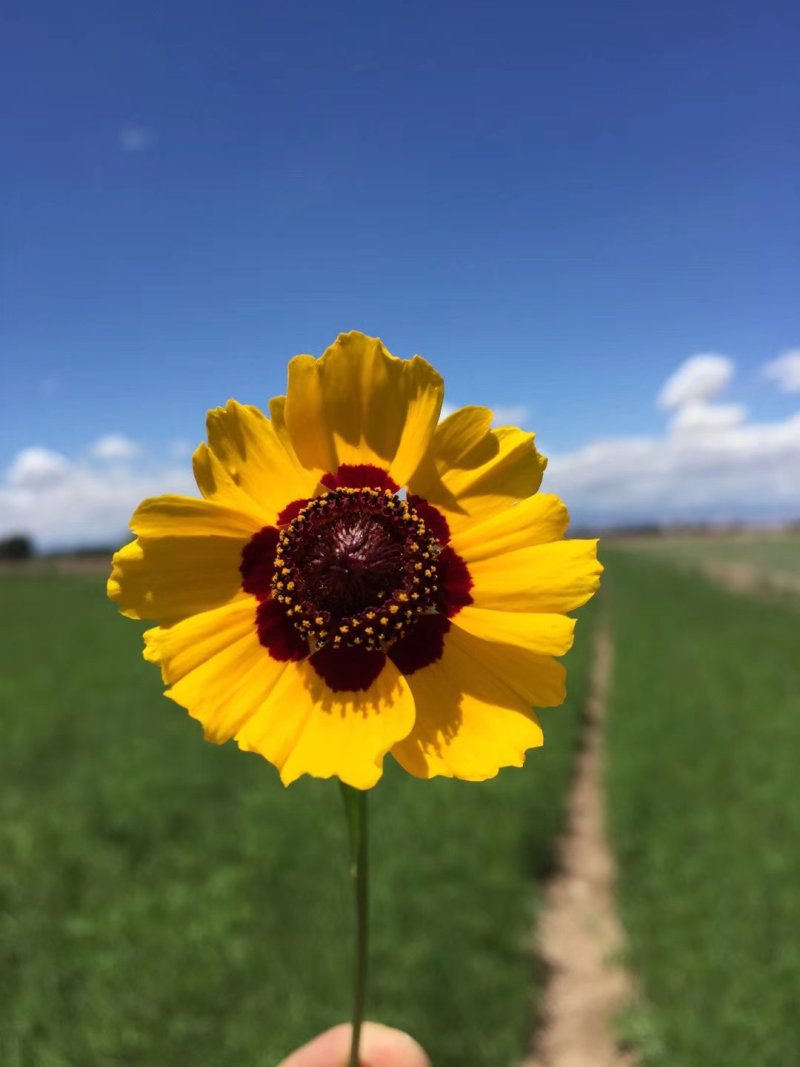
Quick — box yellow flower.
[108,332,602,789]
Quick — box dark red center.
[271,488,440,653]
[240,467,474,691]
[303,512,406,616]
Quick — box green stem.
[339,783,369,1067]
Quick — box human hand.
[278,1022,430,1066]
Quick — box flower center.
[271,488,441,652]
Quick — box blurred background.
[2,2,798,1065]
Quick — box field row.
[605,552,800,1066]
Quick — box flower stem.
[339,782,369,1067]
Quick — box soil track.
[699,560,800,599]
[523,621,637,1067]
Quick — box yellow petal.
[268,394,307,467]
[143,599,259,684]
[448,622,567,707]
[108,534,248,623]
[408,406,547,530]
[130,495,262,539]
[236,658,415,790]
[391,625,544,781]
[469,538,603,613]
[453,605,576,656]
[151,605,290,744]
[198,400,320,523]
[426,405,494,465]
[283,331,444,485]
[449,493,569,563]
[192,442,267,525]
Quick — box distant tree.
[0,534,34,560]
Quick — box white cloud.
[657,353,733,410]
[7,448,71,489]
[492,404,530,427]
[118,125,156,153]
[763,349,800,394]
[669,400,747,433]
[169,438,194,459]
[0,452,193,549]
[547,353,800,526]
[90,434,141,462]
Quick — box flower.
[109,332,602,789]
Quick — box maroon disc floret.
[272,486,440,653]
[240,467,473,691]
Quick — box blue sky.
[2,0,800,544]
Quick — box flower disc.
[270,487,440,653]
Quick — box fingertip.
[361,1022,431,1066]
[278,1022,430,1067]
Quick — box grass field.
[621,532,800,578]
[0,572,593,1066]
[604,552,800,1067]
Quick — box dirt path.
[699,560,800,600]
[523,621,637,1067]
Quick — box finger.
[278,1022,431,1067]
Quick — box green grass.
[605,552,800,1067]
[624,533,800,577]
[0,573,593,1066]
